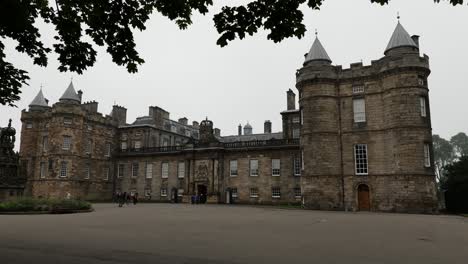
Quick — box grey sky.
[1,0,467,150]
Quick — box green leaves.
[0,0,466,106]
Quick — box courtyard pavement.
[0,203,467,264]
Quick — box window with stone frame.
[178,162,185,178]
[160,188,167,197]
[121,141,127,150]
[60,161,68,177]
[63,117,72,125]
[424,144,431,168]
[272,187,281,198]
[294,187,302,198]
[250,188,259,198]
[292,116,300,123]
[294,156,301,176]
[420,97,427,117]
[161,162,169,178]
[42,136,48,152]
[105,143,111,157]
[352,85,365,94]
[26,122,33,129]
[271,159,281,176]
[178,189,184,197]
[353,98,366,123]
[118,164,125,178]
[145,162,153,179]
[62,136,72,150]
[85,139,92,154]
[145,188,151,197]
[229,160,238,177]
[40,162,46,178]
[231,188,238,198]
[354,144,368,175]
[131,163,139,178]
[134,140,141,150]
[250,159,259,176]
[104,167,110,181]
[84,163,91,179]
[292,128,300,139]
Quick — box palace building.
[19,21,438,213]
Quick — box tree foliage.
[442,156,468,213]
[0,0,465,106]
[450,132,468,157]
[433,134,455,182]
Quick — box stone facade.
[18,21,438,213]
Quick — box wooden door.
[358,184,370,211]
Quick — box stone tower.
[296,22,438,213]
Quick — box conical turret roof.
[59,81,80,102]
[29,88,48,107]
[305,36,332,63]
[385,22,418,54]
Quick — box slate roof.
[59,81,80,102]
[29,89,48,107]
[304,37,332,63]
[221,132,283,143]
[385,22,418,54]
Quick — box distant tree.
[0,0,465,106]
[450,132,468,157]
[442,156,468,213]
[432,135,455,183]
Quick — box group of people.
[190,193,206,204]
[115,191,139,207]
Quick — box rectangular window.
[161,162,169,178]
[63,117,72,125]
[85,139,92,154]
[354,144,369,175]
[132,163,139,178]
[420,97,427,117]
[272,159,281,176]
[84,163,90,179]
[145,162,153,179]
[118,164,125,178]
[300,109,304,125]
[250,159,259,176]
[40,162,46,178]
[104,167,109,180]
[134,141,141,150]
[352,85,365,94]
[26,122,33,129]
[178,162,185,178]
[145,188,151,197]
[62,136,71,150]
[292,128,300,139]
[42,136,48,152]
[424,144,431,167]
[353,98,366,123]
[60,161,68,177]
[294,187,301,198]
[105,143,111,157]
[229,160,238,177]
[231,188,238,198]
[294,156,301,176]
[272,187,281,198]
[178,189,184,197]
[160,188,167,197]
[121,141,127,150]
[250,188,259,198]
[292,116,300,123]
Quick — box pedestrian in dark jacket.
[133,193,138,205]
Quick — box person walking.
[117,192,124,207]
[126,192,131,206]
[133,192,138,205]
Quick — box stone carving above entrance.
[195,160,209,181]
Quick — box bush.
[0,198,92,212]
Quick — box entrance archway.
[357,184,370,211]
[197,185,207,204]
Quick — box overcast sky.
[2,0,467,150]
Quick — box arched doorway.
[357,184,370,211]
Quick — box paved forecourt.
[0,203,467,264]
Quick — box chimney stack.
[192,121,199,129]
[77,90,83,103]
[264,120,272,134]
[411,35,420,48]
[238,124,242,136]
[287,89,296,110]
[214,128,221,137]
